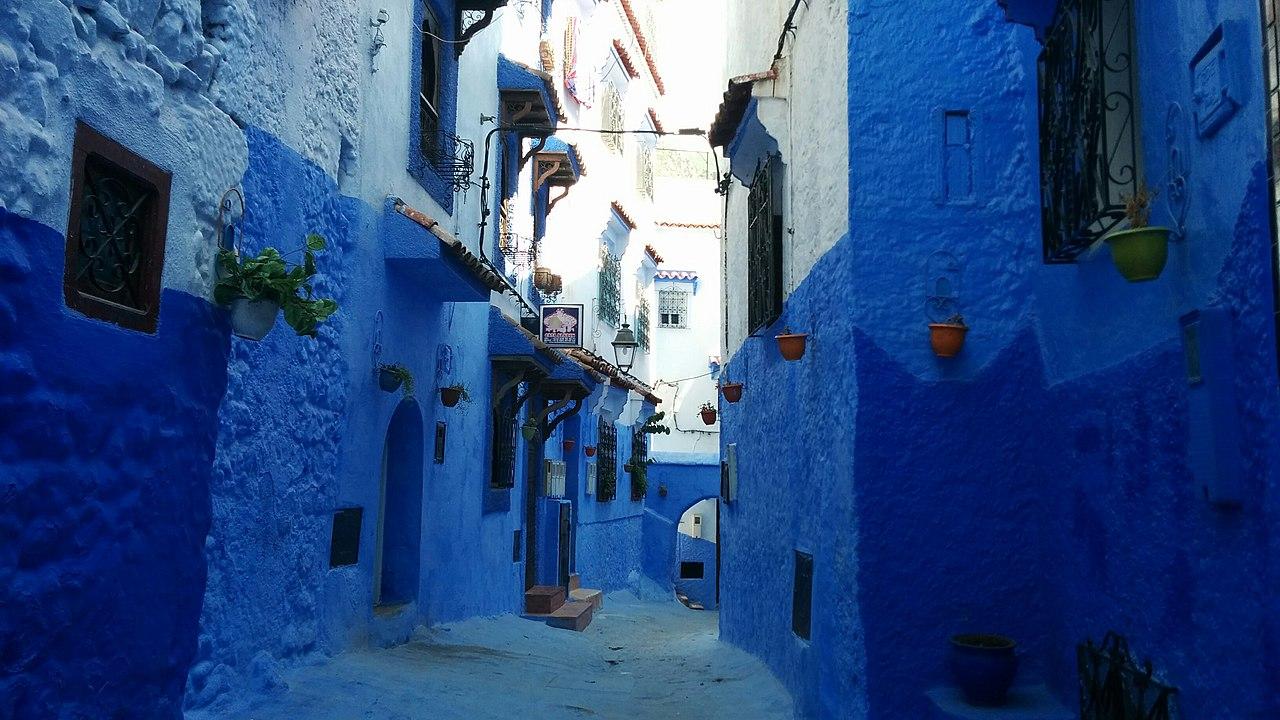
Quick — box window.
[656,148,716,180]
[419,7,442,163]
[602,84,624,154]
[1263,0,1280,371]
[635,296,651,350]
[658,287,689,328]
[64,121,171,333]
[329,508,364,568]
[792,550,813,640]
[637,143,655,199]
[1038,0,1141,262]
[747,157,783,332]
[597,418,618,501]
[629,426,648,501]
[598,246,622,326]
[490,369,518,489]
[680,561,704,579]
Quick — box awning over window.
[489,306,558,373]
[534,137,584,187]
[383,198,503,303]
[498,56,563,135]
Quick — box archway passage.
[674,498,720,610]
[376,399,425,607]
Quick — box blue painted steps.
[926,685,1072,720]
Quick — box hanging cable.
[774,0,810,62]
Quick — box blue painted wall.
[674,534,718,609]
[639,454,721,598]
[0,207,230,718]
[721,0,1280,717]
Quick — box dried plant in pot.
[1104,183,1170,282]
[378,364,414,396]
[699,402,718,426]
[439,383,470,407]
[775,327,808,361]
[928,314,968,358]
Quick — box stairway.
[523,575,600,632]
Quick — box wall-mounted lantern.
[612,322,639,372]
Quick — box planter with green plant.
[439,383,470,407]
[378,364,414,396]
[699,402,718,426]
[215,233,338,340]
[627,412,670,500]
[1104,183,1170,282]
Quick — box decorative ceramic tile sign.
[540,303,584,348]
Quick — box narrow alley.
[188,594,791,720]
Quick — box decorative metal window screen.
[598,247,622,326]
[603,84,624,154]
[629,428,648,501]
[1038,0,1142,262]
[656,148,716,179]
[1078,633,1177,719]
[490,372,518,489]
[747,158,783,332]
[658,288,689,328]
[64,122,170,334]
[637,144,655,199]
[1263,0,1280,373]
[597,418,618,501]
[636,296,651,350]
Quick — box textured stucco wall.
[639,456,720,595]
[0,208,230,718]
[719,0,1280,717]
[674,534,718,609]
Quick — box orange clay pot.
[929,323,968,358]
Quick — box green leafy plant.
[627,412,670,499]
[215,233,338,337]
[442,384,470,402]
[379,364,415,396]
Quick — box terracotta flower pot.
[775,330,808,361]
[533,266,554,290]
[700,408,718,425]
[563,439,576,453]
[1106,227,1170,282]
[721,382,744,403]
[929,323,968,358]
[440,387,462,407]
[585,446,597,457]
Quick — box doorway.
[375,399,424,607]
[675,498,720,610]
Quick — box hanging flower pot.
[775,328,808,361]
[440,384,469,407]
[229,298,281,341]
[949,634,1019,707]
[533,266,554,291]
[563,439,576,453]
[1106,227,1170,282]
[699,402,718,426]
[720,382,744,403]
[521,418,539,441]
[378,364,414,395]
[928,315,968,358]
[585,445,597,457]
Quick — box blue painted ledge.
[926,686,1072,720]
[382,200,491,303]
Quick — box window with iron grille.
[637,144,655,199]
[1038,0,1141,262]
[629,428,648,501]
[419,7,442,162]
[658,287,689,328]
[597,418,618,501]
[490,369,518,489]
[603,84,624,154]
[1262,0,1280,373]
[635,296,651,350]
[747,158,783,332]
[64,121,171,334]
[598,246,622,326]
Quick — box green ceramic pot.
[1105,227,1169,282]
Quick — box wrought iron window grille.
[598,247,622,326]
[747,157,783,332]
[635,296,651,350]
[603,84,625,154]
[629,428,648,501]
[498,231,536,270]
[419,119,476,193]
[597,418,618,501]
[1038,0,1142,262]
[637,144,655,199]
[1262,0,1280,375]
[1078,633,1177,719]
[490,374,519,489]
[658,287,689,328]
[64,121,171,334]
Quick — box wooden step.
[568,573,581,591]
[546,599,593,632]
[569,588,603,611]
[524,585,565,615]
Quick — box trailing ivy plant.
[215,233,338,337]
[380,364,415,396]
[627,412,670,500]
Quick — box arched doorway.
[674,498,720,610]
[375,399,424,608]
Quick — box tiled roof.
[708,69,777,148]
[617,0,666,95]
[657,221,720,229]
[392,199,506,293]
[567,348,662,405]
[647,108,665,133]
[655,269,697,281]
[612,38,642,78]
[610,200,638,229]
[644,245,664,264]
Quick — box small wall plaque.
[1189,24,1242,138]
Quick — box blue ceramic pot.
[949,634,1018,706]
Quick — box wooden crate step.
[569,588,603,611]
[524,585,565,615]
[546,600,593,632]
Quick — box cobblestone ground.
[191,593,794,720]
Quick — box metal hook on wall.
[216,187,245,255]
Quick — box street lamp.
[611,322,639,373]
